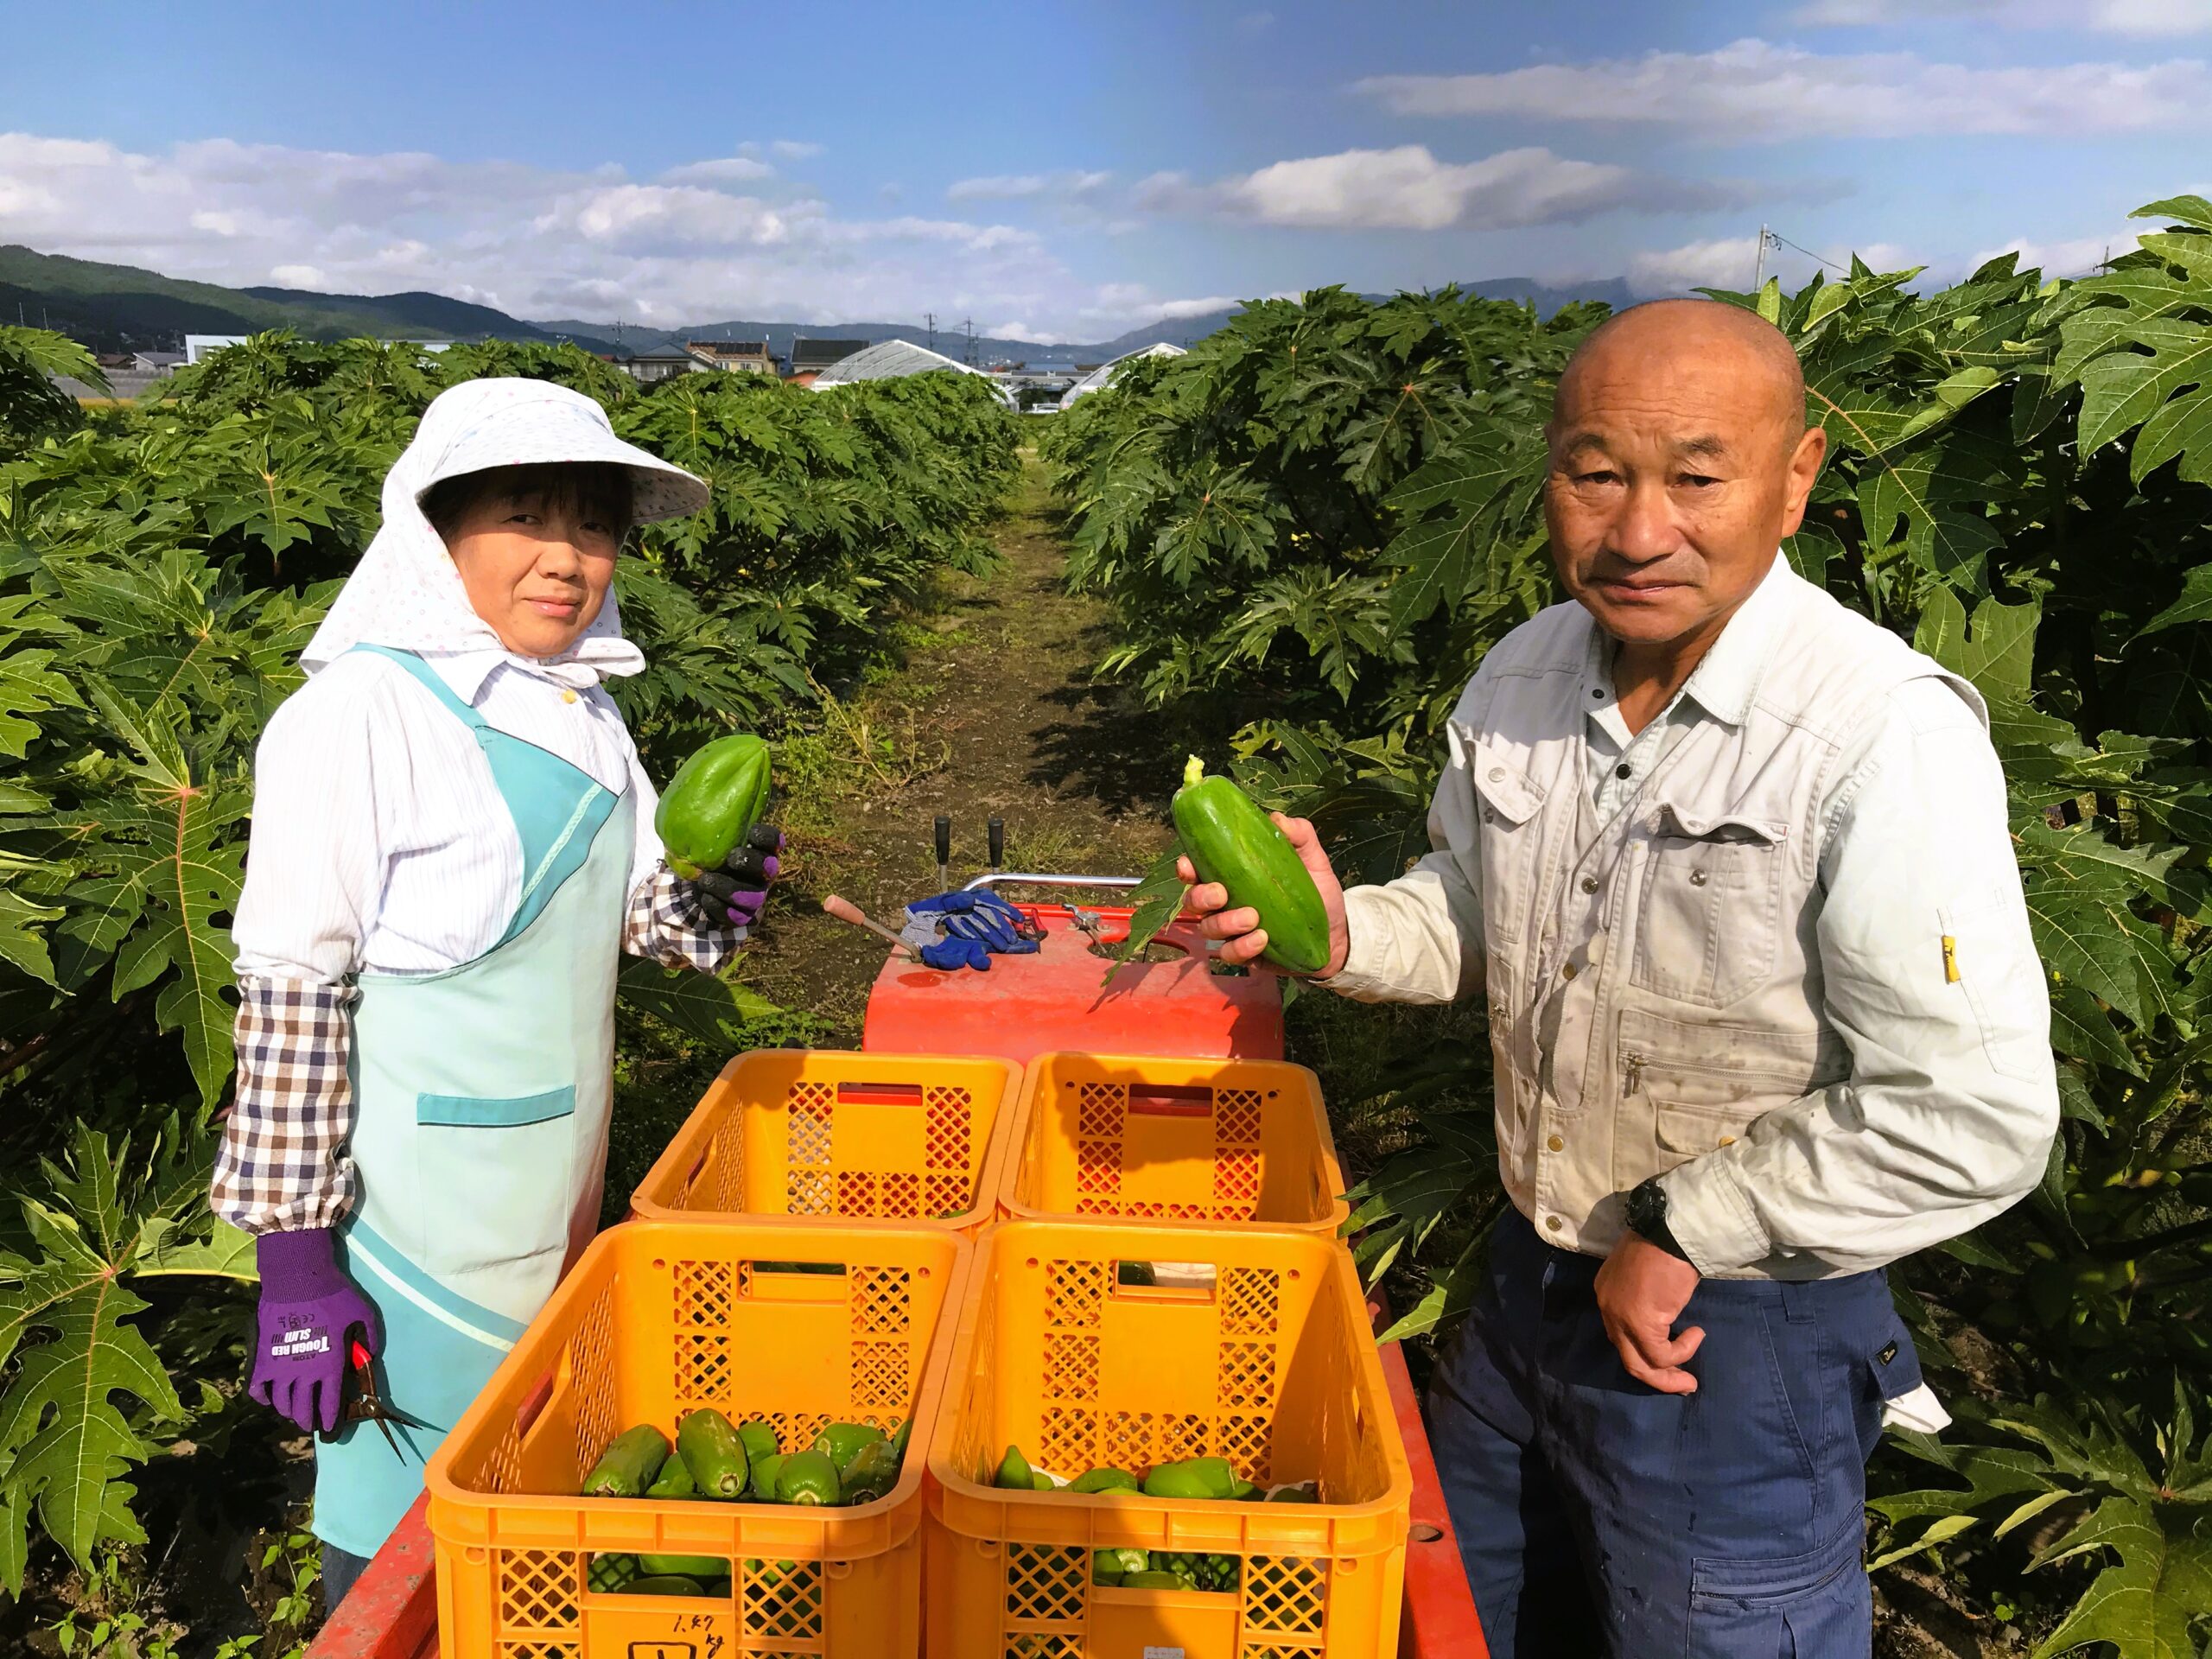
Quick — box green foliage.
[0,331,1017,1585]
[1058,196,2212,1645]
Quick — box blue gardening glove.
[689,825,784,928]
[902,890,1039,972]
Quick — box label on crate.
[1143,1649,1187,1659]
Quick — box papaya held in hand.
[1171,757,1332,974]
[657,733,772,880]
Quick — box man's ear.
[1777,424,1827,538]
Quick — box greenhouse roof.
[810,338,981,385]
[1058,340,1185,410]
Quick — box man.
[1183,300,2057,1655]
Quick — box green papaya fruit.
[1268,1483,1318,1503]
[1032,1470,1057,1491]
[888,1418,912,1462]
[1093,1546,1149,1585]
[624,1575,707,1597]
[775,1449,841,1506]
[645,1457,698,1499]
[1123,1569,1195,1590]
[747,1453,786,1502]
[995,1444,1034,1491]
[1140,1461,1218,1500]
[640,1551,729,1579]
[839,1439,901,1504]
[582,1425,670,1497]
[1171,756,1330,973]
[1068,1466,1141,1494]
[657,734,772,880]
[1184,1457,1237,1497]
[811,1421,886,1471]
[676,1408,750,1499]
[736,1420,780,1465]
[1226,1478,1259,1501]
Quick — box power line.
[1766,227,1850,276]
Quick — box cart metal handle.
[959,873,1144,893]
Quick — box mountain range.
[2,243,1634,365]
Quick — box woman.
[209,378,779,1605]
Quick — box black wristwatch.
[1625,1178,1694,1263]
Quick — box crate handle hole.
[1410,1522,1445,1543]
[836,1080,926,1106]
[512,1368,556,1438]
[1112,1261,1217,1298]
[748,1260,848,1277]
[1127,1084,1213,1117]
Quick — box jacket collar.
[420,648,588,707]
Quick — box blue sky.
[1,0,2203,340]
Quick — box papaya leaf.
[615,957,785,1049]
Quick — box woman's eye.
[1574,470,1618,486]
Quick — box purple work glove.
[690,825,783,928]
[251,1228,379,1436]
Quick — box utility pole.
[925,311,936,353]
[962,317,974,365]
[1752,224,1770,289]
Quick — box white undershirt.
[232,649,664,983]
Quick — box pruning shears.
[323,1336,423,1461]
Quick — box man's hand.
[1594,1233,1705,1394]
[1176,814,1351,976]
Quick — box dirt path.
[736,449,1185,1042]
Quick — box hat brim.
[423,402,711,524]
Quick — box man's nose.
[1605,479,1679,564]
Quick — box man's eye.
[1574,470,1618,486]
[1678,474,1720,489]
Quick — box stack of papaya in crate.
[920,758,1416,1658]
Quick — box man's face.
[1544,321,1825,652]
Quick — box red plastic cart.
[307,880,1484,1658]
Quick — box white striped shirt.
[232,648,670,982]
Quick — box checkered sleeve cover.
[210,976,359,1234]
[622,861,747,974]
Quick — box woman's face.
[442,485,622,658]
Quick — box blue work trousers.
[1427,1211,1920,1656]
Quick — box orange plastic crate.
[630,1049,1020,1232]
[427,1220,969,1659]
[925,1221,1411,1658]
[999,1052,1350,1233]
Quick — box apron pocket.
[414,1086,578,1276]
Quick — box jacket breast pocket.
[413,1085,577,1279]
[1468,734,1546,947]
[1630,805,1788,1008]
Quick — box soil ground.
[740,454,1186,1039]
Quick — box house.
[785,337,868,385]
[130,351,184,374]
[618,343,706,385]
[183,334,251,365]
[684,340,776,373]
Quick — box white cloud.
[0,129,1112,334]
[946,170,1115,203]
[1356,39,2212,137]
[1136,144,1768,231]
[1789,0,2212,35]
[771,139,824,160]
[1236,10,1277,34]
[1971,230,2141,275]
[1623,234,1923,296]
[660,156,777,185]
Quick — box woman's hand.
[1176,813,1351,977]
[690,824,783,927]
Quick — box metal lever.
[961,873,1143,893]
[988,817,1005,874]
[934,816,950,892]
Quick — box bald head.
[1541,297,1826,669]
[1554,299,1807,450]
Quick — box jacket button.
[1689,868,1708,887]
[1484,808,1496,824]
[1547,1135,1564,1153]
[561,688,580,704]
[1544,1215,1562,1231]
[1487,766,1506,781]
[1580,875,1599,893]
[1561,962,1578,980]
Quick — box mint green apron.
[317,645,634,1560]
